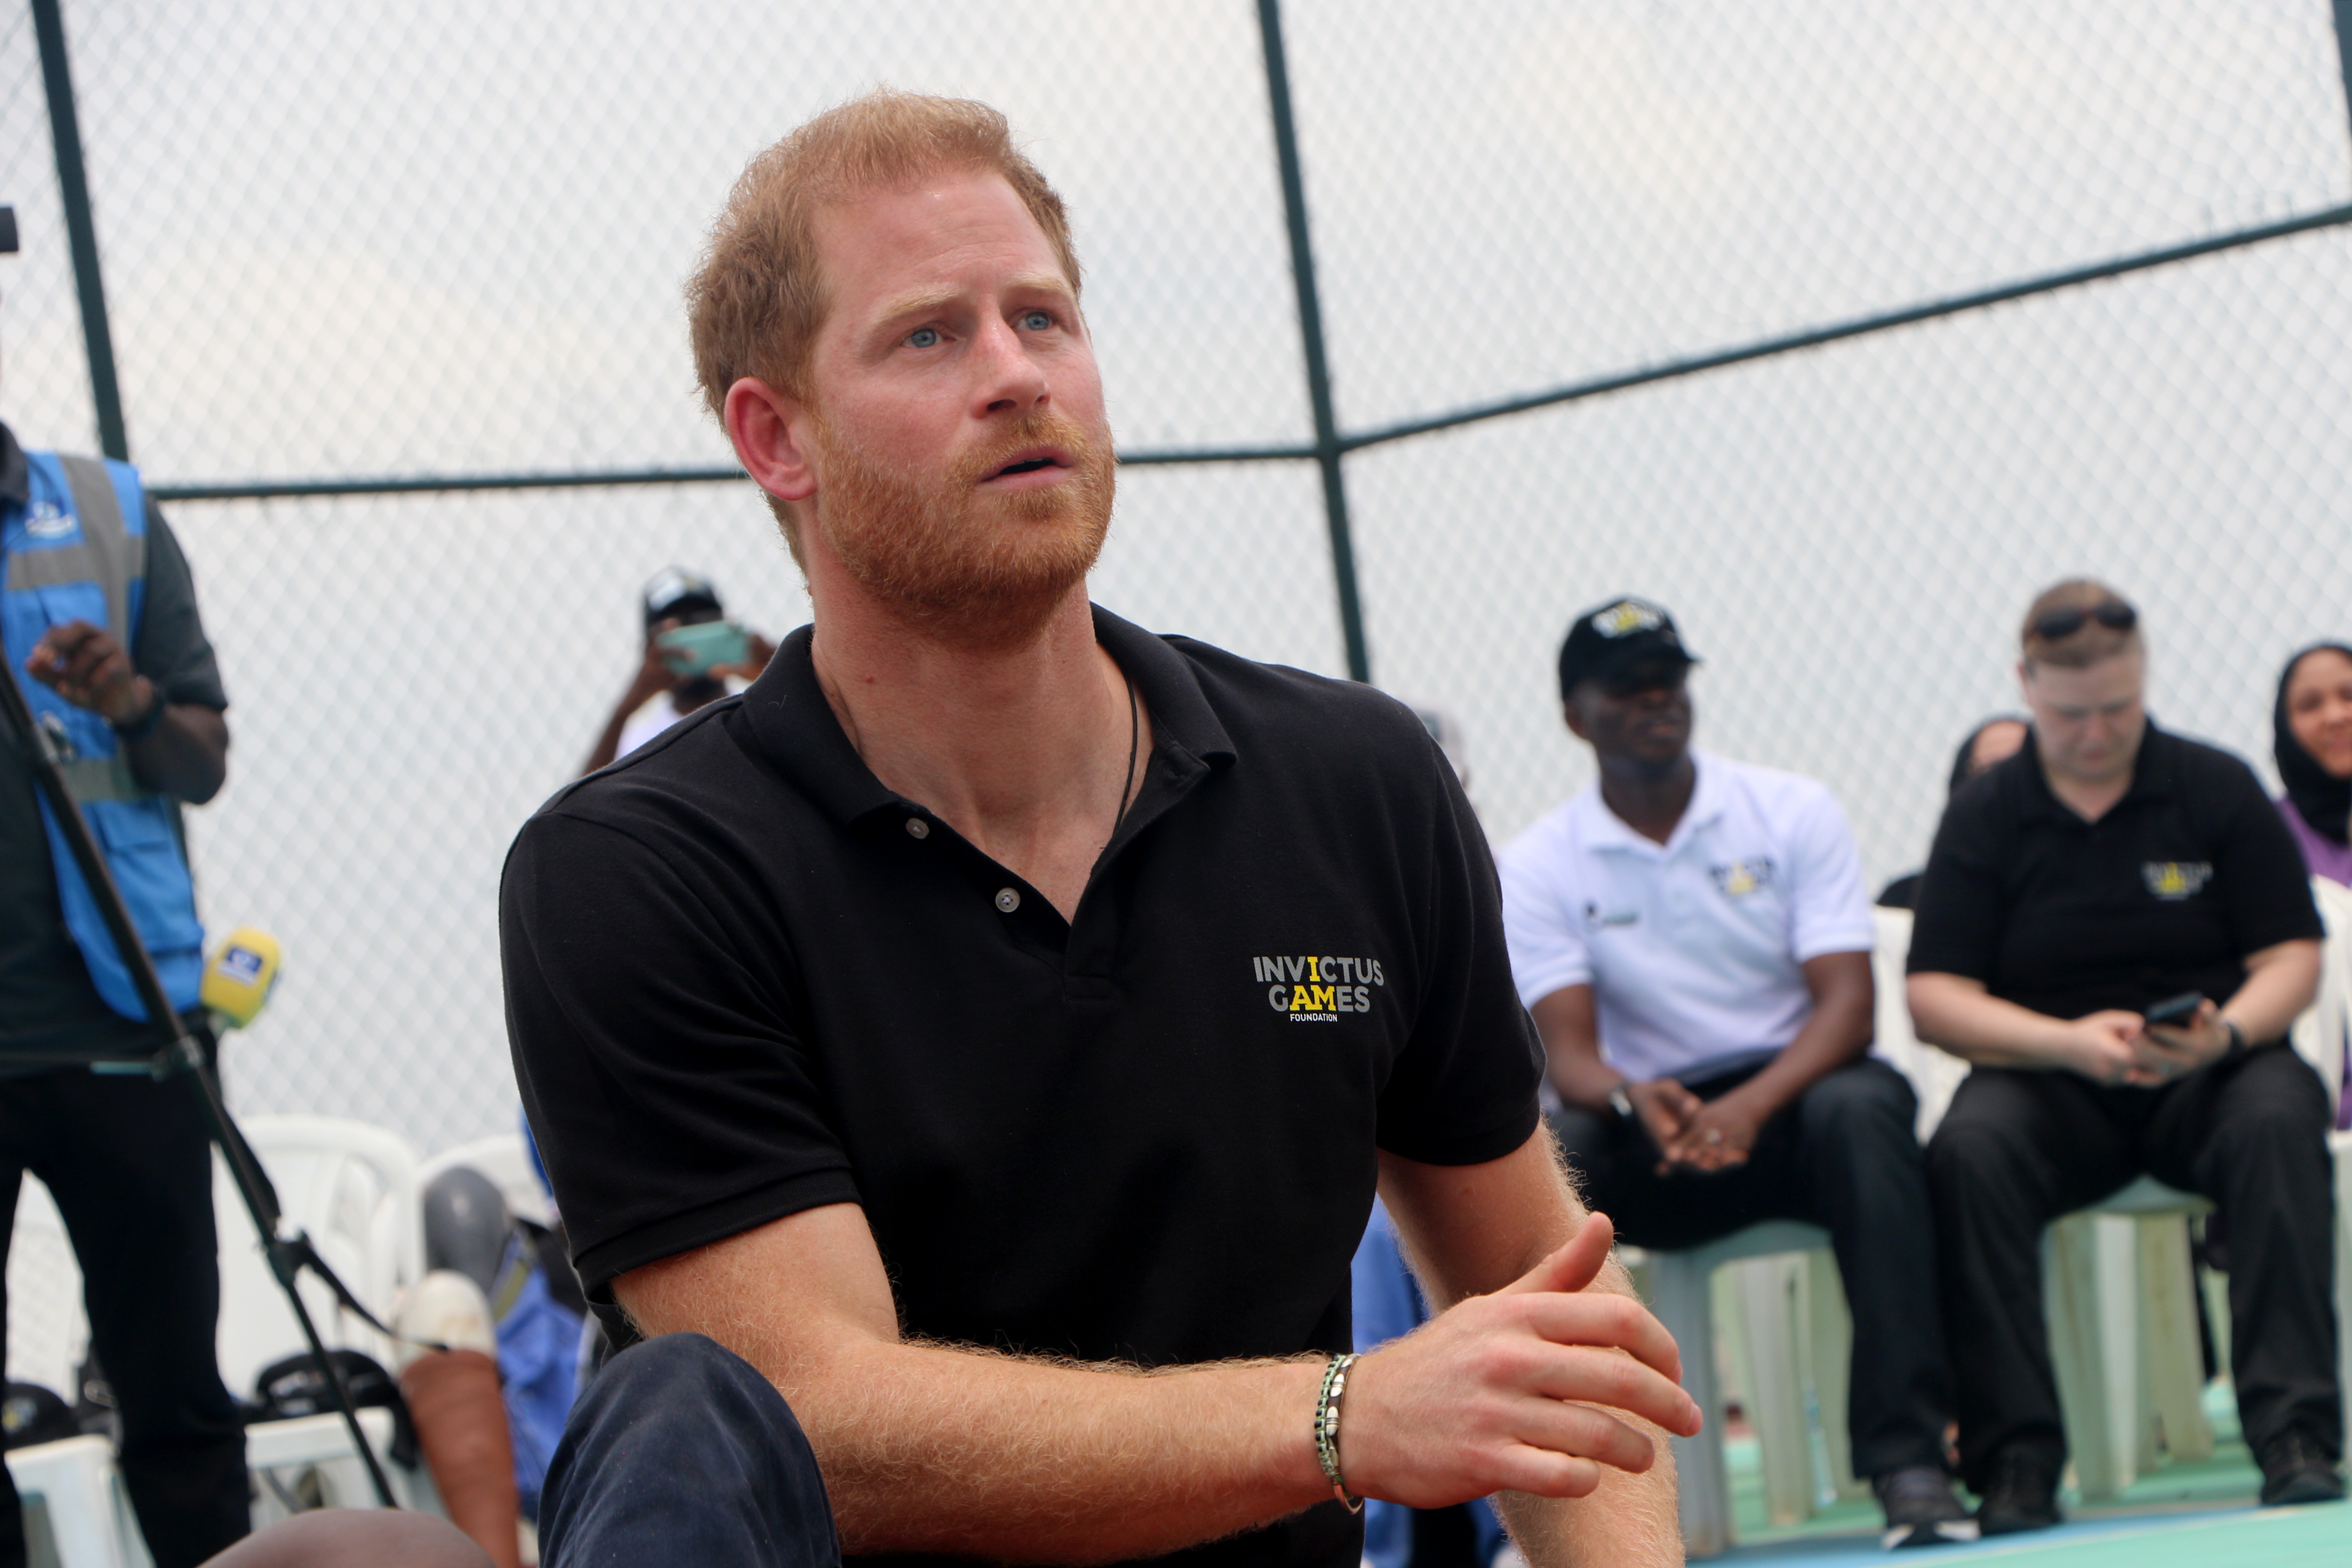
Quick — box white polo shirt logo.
[1710,857,1776,898]
[1582,900,1639,929]
[1253,954,1386,1022]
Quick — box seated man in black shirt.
[502,91,1700,1568]
[1907,579,2342,1530]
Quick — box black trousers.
[1549,1056,1954,1478]
[0,1064,248,1568]
[541,1332,838,1567]
[1925,1045,2340,1485]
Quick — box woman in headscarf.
[2274,643,2352,885]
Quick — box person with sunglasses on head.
[1501,598,1972,1549]
[1907,579,2342,1531]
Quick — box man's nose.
[973,316,1048,417]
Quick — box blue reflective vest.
[1,450,204,1021]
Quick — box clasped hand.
[2065,1001,2229,1087]
[1339,1212,1702,1509]
[1625,1078,1759,1174]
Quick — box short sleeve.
[1906,783,2004,980]
[1783,782,1875,961]
[2212,758,2325,953]
[1499,823,1592,1008]
[501,809,858,1299]
[135,504,227,709]
[1373,738,1543,1166]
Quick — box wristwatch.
[2221,1018,2248,1057]
[1607,1084,1636,1122]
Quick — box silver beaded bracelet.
[1315,1352,1363,1512]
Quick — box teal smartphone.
[656,619,749,677]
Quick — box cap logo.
[1592,601,1665,639]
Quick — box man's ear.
[725,376,817,504]
[1561,701,1592,743]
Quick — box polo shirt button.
[905,818,930,839]
[994,888,1021,914]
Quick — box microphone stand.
[0,664,398,1508]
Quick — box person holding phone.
[580,567,774,774]
[1906,580,2341,1531]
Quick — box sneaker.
[1973,1444,2063,1536]
[2258,1431,2347,1507]
[1873,1466,1978,1549]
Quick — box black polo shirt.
[501,606,1540,1568]
[1906,723,2321,1027]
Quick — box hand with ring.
[1657,1091,1763,1174]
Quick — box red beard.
[809,410,1116,651]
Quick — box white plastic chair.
[5,1434,129,1568]
[214,1115,424,1400]
[1625,1220,1841,1557]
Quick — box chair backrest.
[1869,905,1971,1142]
[2289,875,2351,1122]
[215,1115,423,1400]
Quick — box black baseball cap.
[1557,597,1699,700]
[642,567,722,628]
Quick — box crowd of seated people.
[1450,578,2348,1561]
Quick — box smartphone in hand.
[657,620,749,677]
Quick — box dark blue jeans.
[539,1333,840,1568]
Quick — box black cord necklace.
[1112,668,1139,839]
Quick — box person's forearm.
[1721,996,1869,1122]
[1906,976,2074,1068]
[620,1296,1330,1560]
[2223,943,2322,1044]
[1549,1049,1626,1111]
[124,701,228,803]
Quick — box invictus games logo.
[23,501,71,540]
[1710,857,1776,897]
[1591,600,1665,639]
[1582,901,1639,929]
[2143,861,2213,901]
[1255,954,1386,1022]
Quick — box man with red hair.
[503,91,1699,1567]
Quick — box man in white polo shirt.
[1502,597,1968,1550]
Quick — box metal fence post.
[32,0,130,461]
[1255,0,1370,683]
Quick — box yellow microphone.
[201,927,283,1032]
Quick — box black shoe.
[2258,1431,2346,1507]
[1873,1466,1978,1548]
[1974,1444,2063,1536]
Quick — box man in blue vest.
[1,408,246,1567]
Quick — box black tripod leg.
[173,1051,399,1509]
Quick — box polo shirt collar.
[741,602,1237,828]
[1568,747,1727,855]
[0,423,27,507]
[2015,721,2177,823]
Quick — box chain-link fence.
[6,0,2352,1166]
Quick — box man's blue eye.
[1019,311,1052,331]
[908,327,940,348]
